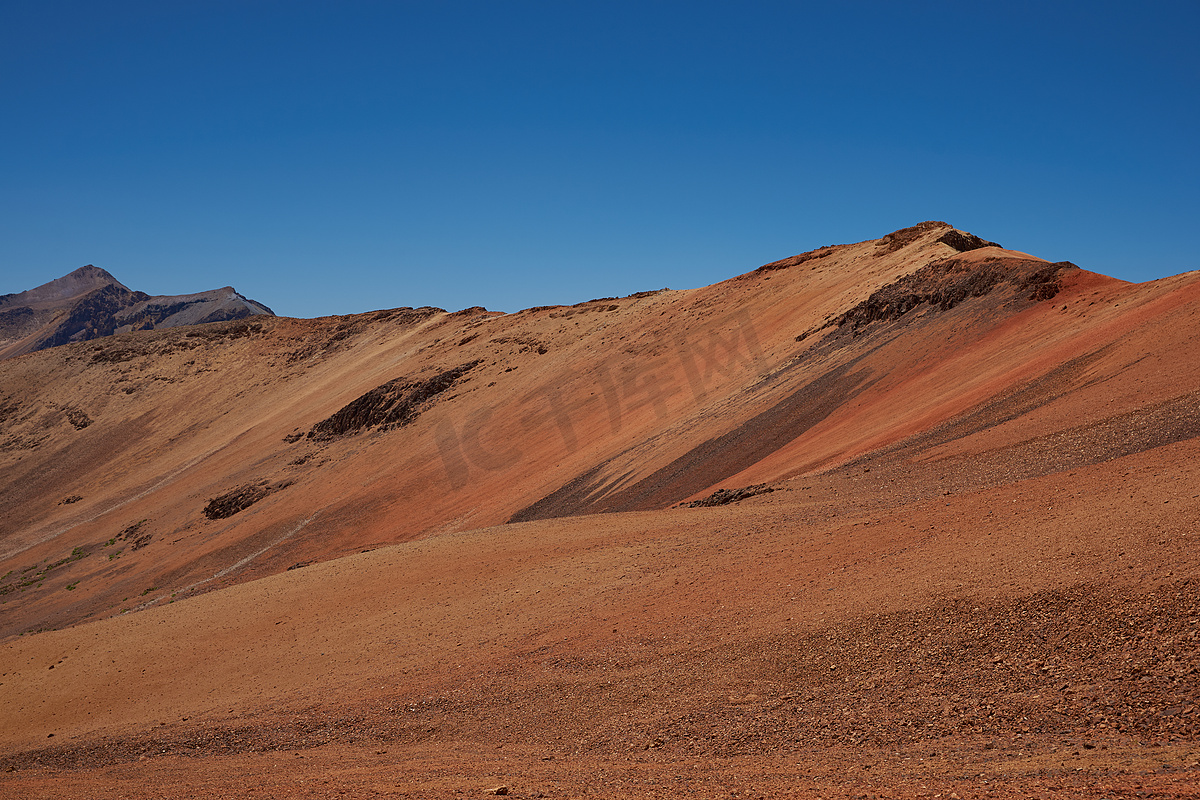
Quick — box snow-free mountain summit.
[0,265,273,360]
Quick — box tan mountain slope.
[2,222,1196,641]
[1,410,1197,797]
[1,222,1198,796]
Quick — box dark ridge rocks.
[76,320,271,366]
[737,221,997,280]
[325,308,439,342]
[89,346,141,364]
[307,361,481,441]
[550,304,619,319]
[833,258,1077,335]
[284,308,439,364]
[203,481,292,520]
[874,221,953,254]
[937,229,1001,252]
[624,288,668,299]
[1023,261,1078,301]
[681,483,776,508]
[182,321,265,341]
[746,246,837,277]
[488,336,548,354]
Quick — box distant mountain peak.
[1,264,130,311]
[67,264,118,280]
[52,263,125,290]
[0,266,274,360]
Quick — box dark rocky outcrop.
[203,481,292,520]
[833,257,1077,335]
[936,229,1001,252]
[746,246,838,277]
[307,361,481,441]
[874,221,953,254]
[680,483,776,508]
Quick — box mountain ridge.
[0,265,130,309]
[0,220,1180,612]
[0,266,273,360]
[1,222,1197,797]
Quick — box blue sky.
[3,1,1197,318]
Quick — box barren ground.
[2,224,1198,797]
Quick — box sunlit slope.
[1,430,1196,756]
[1,221,1197,642]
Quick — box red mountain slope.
[0,222,1197,797]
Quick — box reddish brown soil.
[2,223,1198,797]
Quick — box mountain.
[1,222,1197,797]
[0,266,273,360]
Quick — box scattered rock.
[203,480,293,520]
[64,408,92,429]
[683,483,776,508]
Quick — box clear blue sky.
[3,1,1197,318]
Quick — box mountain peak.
[1,265,130,310]
[873,221,1001,255]
[0,266,274,360]
[65,264,119,282]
